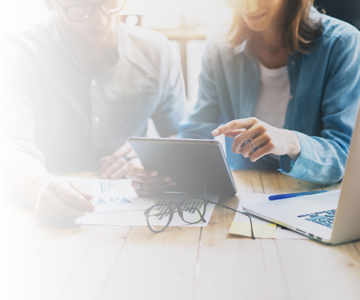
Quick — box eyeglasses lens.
[68,6,92,21]
[147,204,172,233]
[102,0,126,12]
[180,198,206,224]
[67,0,126,21]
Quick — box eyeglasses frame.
[144,198,207,234]
[53,0,127,22]
[144,196,255,239]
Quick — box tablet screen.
[129,138,237,196]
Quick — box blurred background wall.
[0,0,358,105]
[314,0,360,29]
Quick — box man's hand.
[127,159,175,197]
[35,176,95,224]
[100,143,137,179]
[212,117,301,161]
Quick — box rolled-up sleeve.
[0,41,44,163]
[280,30,360,184]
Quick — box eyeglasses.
[144,196,255,239]
[54,0,126,22]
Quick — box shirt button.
[290,95,294,100]
[91,79,97,86]
[291,61,296,66]
[94,116,100,123]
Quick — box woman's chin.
[245,21,270,33]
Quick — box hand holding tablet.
[127,158,177,197]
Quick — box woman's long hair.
[227,0,323,54]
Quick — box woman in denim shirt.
[177,0,360,186]
[129,0,360,195]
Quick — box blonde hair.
[227,0,323,54]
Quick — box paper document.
[229,193,306,239]
[72,178,150,213]
[74,178,219,227]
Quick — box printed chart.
[72,178,140,213]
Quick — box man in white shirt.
[0,0,186,223]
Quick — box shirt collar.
[234,41,247,55]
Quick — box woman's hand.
[212,117,301,161]
[127,159,176,197]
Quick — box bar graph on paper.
[99,180,130,193]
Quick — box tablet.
[128,137,237,196]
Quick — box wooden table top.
[2,170,360,300]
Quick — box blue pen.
[268,190,328,201]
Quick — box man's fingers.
[115,143,132,155]
[101,154,138,179]
[128,171,171,184]
[100,155,118,173]
[38,189,86,221]
[101,147,138,177]
[100,144,133,172]
[109,162,132,179]
[70,181,93,200]
[131,181,167,191]
[101,157,128,179]
[100,144,132,173]
[100,156,109,163]
[212,118,257,136]
[100,149,130,173]
[129,159,159,177]
[141,181,176,191]
[131,181,174,197]
[127,149,137,159]
[54,180,95,213]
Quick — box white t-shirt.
[253,61,290,129]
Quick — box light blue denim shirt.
[179,12,360,185]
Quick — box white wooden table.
[2,170,360,300]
